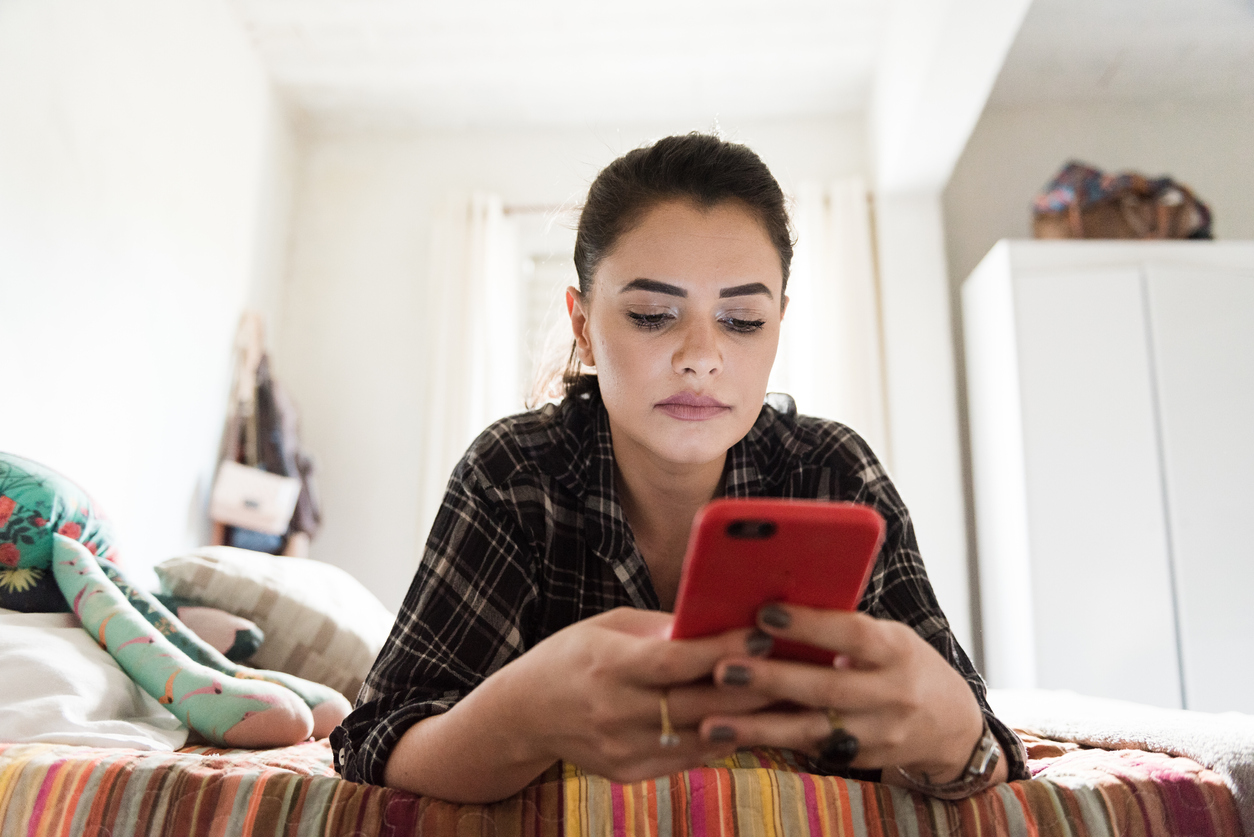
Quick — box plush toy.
[0,452,350,747]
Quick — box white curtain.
[418,193,521,536]
[770,178,891,466]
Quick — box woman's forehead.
[594,199,783,296]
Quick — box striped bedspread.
[0,733,1241,836]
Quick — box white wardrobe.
[962,240,1254,713]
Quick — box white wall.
[874,192,973,653]
[0,0,295,588]
[944,99,1254,288]
[277,116,873,613]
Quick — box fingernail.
[708,725,737,743]
[760,604,791,629]
[746,630,774,657]
[721,664,752,686]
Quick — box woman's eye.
[627,312,673,330]
[722,317,767,334]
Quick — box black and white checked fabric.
[331,390,1028,785]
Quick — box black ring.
[815,729,860,772]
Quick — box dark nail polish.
[708,725,737,743]
[722,664,752,686]
[746,630,774,657]
[760,604,791,629]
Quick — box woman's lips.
[655,393,731,421]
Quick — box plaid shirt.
[331,391,1028,785]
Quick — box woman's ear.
[566,287,596,367]
[780,294,789,322]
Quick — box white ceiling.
[229,0,888,129]
[990,0,1254,105]
[230,0,1254,130]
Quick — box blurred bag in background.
[211,313,322,557]
[1033,161,1213,240]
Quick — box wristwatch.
[894,716,1002,800]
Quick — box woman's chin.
[608,405,755,470]
[647,428,746,468]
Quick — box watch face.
[971,731,999,777]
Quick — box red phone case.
[668,498,886,664]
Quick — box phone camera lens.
[727,520,777,539]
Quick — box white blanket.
[990,688,1254,836]
[0,609,187,750]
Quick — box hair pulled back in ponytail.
[561,133,793,399]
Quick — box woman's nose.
[672,319,722,377]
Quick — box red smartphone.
[668,498,886,665]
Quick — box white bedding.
[0,609,187,750]
[991,687,1254,837]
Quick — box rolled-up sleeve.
[331,460,539,786]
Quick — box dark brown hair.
[561,133,793,398]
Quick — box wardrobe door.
[1146,265,1254,713]
[1010,267,1182,708]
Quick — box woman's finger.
[710,656,892,712]
[620,627,765,688]
[558,609,759,692]
[567,699,740,783]
[587,679,773,745]
[665,680,777,723]
[757,604,910,668]
[696,708,870,762]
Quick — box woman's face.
[568,198,786,470]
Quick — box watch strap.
[894,716,1001,800]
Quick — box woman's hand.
[385,606,776,800]
[697,603,1002,788]
[502,607,776,783]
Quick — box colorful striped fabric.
[0,734,1241,836]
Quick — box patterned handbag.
[1033,161,1213,240]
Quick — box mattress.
[0,733,1241,836]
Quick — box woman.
[331,133,1028,802]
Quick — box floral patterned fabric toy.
[0,452,350,747]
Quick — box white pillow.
[155,547,395,701]
[0,609,188,750]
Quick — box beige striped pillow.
[155,547,395,702]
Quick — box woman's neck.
[612,441,726,611]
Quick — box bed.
[2,585,1251,837]
[1,538,1248,835]
[0,724,1245,837]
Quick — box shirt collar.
[544,391,658,609]
[727,392,807,498]
[544,389,809,609]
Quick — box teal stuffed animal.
[0,452,350,747]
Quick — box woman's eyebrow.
[719,282,773,300]
[619,279,775,300]
[620,278,686,297]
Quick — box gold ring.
[826,708,843,732]
[659,693,680,748]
